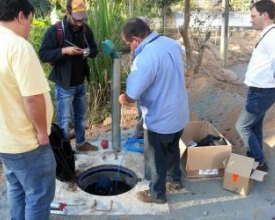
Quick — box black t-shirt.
[70,26,87,86]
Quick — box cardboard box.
[189,112,199,121]
[223,153,267,196]
[180,121,232,179]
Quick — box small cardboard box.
[179,121,232,179]
[189,111,199,121]
[223,153,267,196]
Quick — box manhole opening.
[77,164,138,196]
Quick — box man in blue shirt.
[119,18,189,204]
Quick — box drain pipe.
[111,56,121,151]
[101,40,122,152]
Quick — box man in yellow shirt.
[0,0,56,219]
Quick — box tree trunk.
[194,31,211,74]
[179,0,192,71]
[161,5,166,33]
[163,5,168,35]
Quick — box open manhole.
[77,164,139,196]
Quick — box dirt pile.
[187,30,275,159]
[199,30,257,84]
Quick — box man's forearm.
[23,94,49,145]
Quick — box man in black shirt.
[39,0,98,151]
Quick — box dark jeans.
[144,129,183,200]
[236,87,275,162]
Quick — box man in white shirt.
[236,0,275,172]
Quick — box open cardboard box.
[223,153,267,196]
[179,121,232,179]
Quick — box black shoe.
[256,161,268,172]
[136,190,167,204]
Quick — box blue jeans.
[144,129,183,200]
[55,84,86,145]
[236,88,275,162]
[0,144,56,220]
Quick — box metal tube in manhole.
[77,164,139,196]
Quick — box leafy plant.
[85,0,126,124]
[29,24,57,120]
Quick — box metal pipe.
[111,55,121,151]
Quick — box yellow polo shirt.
[0,26,53,153]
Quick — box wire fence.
[156,26,252,46]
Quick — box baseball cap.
[67,0,87,20]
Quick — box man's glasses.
[70,14,86,24]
